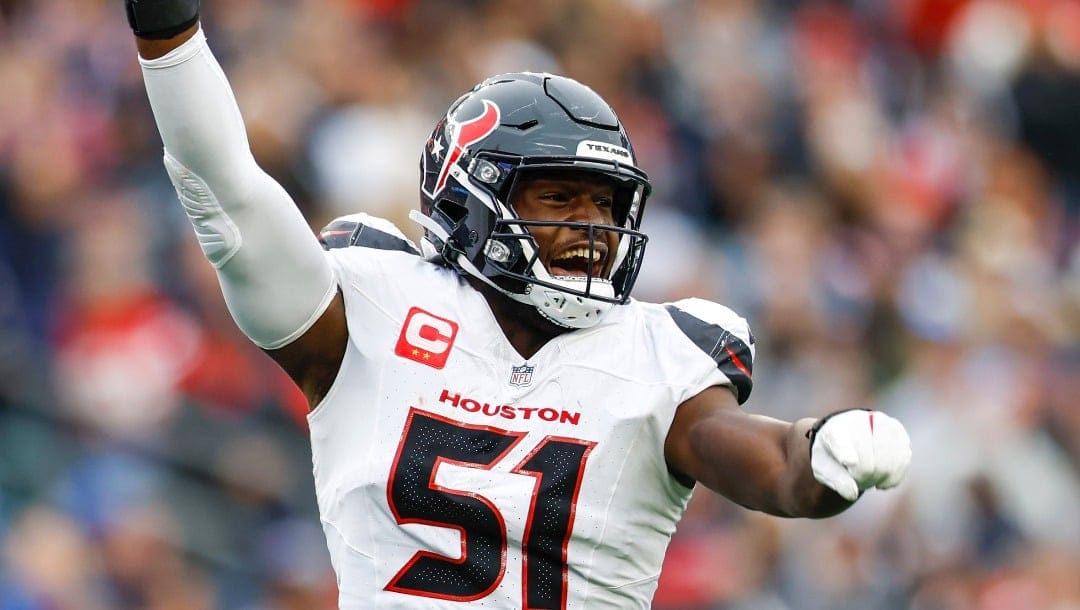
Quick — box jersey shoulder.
[318,212,420,255]
[319,212,462,307]
[659,297,755,404]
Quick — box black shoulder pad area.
[318,220,420,255]
[665,304,753,404]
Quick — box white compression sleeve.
[139,29,336,350]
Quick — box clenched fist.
[809,409,911,502]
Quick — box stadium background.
[1,0,1078,608]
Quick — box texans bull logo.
[429,99,501,197]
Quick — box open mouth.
[549,245,606,278]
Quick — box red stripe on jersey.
[724,345,751,379]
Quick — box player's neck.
[472,280,569,360]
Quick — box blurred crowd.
[0,0,1077,608]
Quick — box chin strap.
[409,210,524,297]
[408,209,450,263]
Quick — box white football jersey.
[311,219,754,609]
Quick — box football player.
[127,1,911,608]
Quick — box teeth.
[555,247,601,262]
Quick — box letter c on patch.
[395,307,459,369]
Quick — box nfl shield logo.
[509,364,534,387]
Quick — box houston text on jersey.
[437,389,581,425]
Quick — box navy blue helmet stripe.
[665,304,753,404]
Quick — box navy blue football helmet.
[412,72,651,328]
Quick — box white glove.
[809,409,911,502]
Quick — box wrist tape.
[126,0,200,40]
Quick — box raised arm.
[665,386,911,518]
[128,0,347,405]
